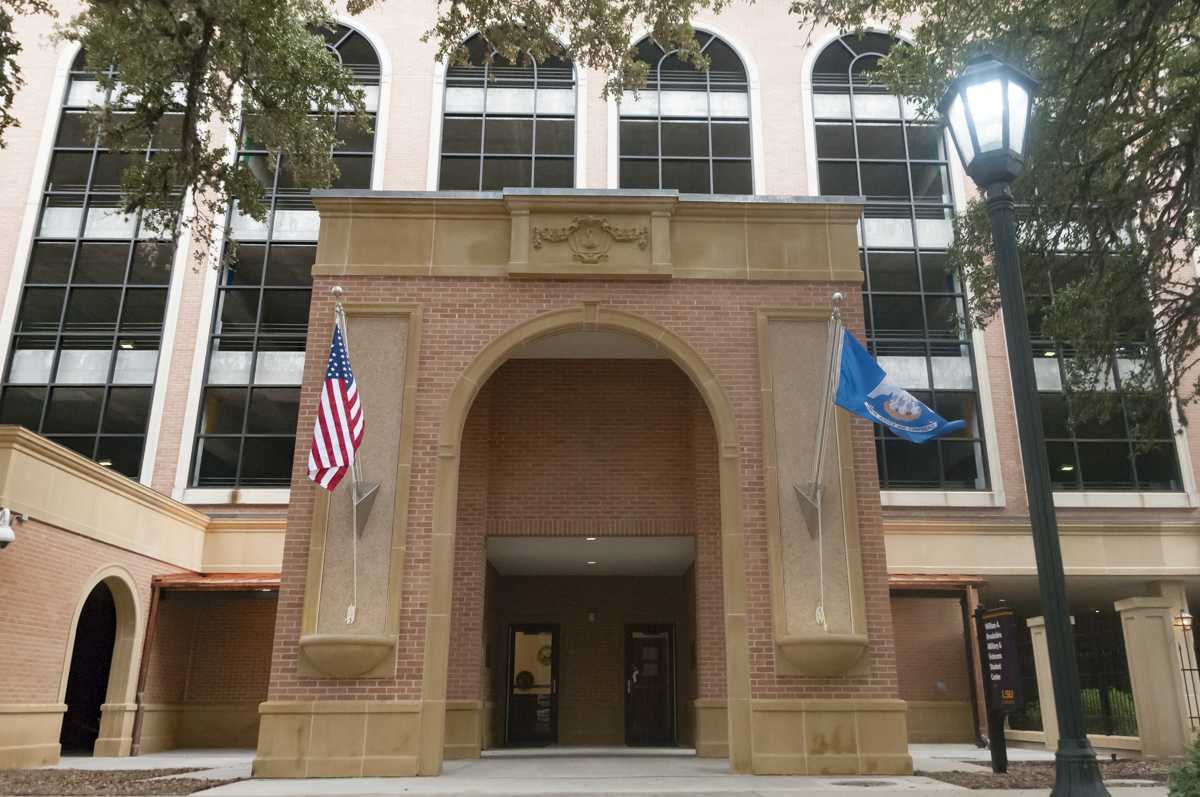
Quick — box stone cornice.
[311,188,865,282]
[0,426,208,531]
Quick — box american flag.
[307,322,363,491]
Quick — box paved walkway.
[48,745,1164,797]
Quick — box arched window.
[190,24,380,489]
[0,51,180,478]
[811,33,989,490]
[438,34,576,190]
[619,32,752,194]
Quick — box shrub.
[1169,735,1200,797]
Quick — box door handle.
[626,679,632,695]
[552,679,557,695]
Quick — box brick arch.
[57,565,143,755]
[416,303,752,774]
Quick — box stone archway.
[58,566,142,757]
[416,303,751,775]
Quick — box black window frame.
[189,24,380,489]
[618,31,754,195]
[812,33,991,491]
[438,33,577,190]
[0,51,180,478]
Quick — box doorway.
[60,582,117,754]
[625,625,675,746]
[506,624,559,745]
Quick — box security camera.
[0,508,19,549]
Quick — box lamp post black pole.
[983,181,1109,797]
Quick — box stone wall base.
[253,701,421,777]
[138,702,261,753]
[0,704,65,768]
[750,699,912,775]
[695,698,729,758]
[905,700,975,743]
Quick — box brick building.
[0,0,1198,778]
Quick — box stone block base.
[750,699,912,775]
[139,702,261,753]
[905,700,975,743]
[444,700,483,760]
[695,698,729,758]
[253,701,421,777]
[0,704,65,768]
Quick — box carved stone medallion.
[531,215,649,264]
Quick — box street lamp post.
[939,57,1110,797]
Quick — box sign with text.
[978,606,1021,713]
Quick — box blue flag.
[834,330,967,444]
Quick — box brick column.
[1114,597,1192,757]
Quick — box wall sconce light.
[1175,612,1193,631]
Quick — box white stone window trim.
[426,29,588,191]
[801,26,1008,508]
[182,487,291,505]
[605,22,766,195]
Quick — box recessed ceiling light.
[98,459,113,467]
[586,560,597,565]
[1059,464,1074,472]
[119,342,134,350]
[585,537,597,541]
[1042,351,1056,357]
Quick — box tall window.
[0,51,179,478]
[812,33,989,490]
[190,24,379,488]
[619,32,752,194]
[439,34,576,190]
[1028,263,1181,491]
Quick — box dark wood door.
[625,625,675,746]
[506,624,558,745]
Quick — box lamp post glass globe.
[938,56,1038,188]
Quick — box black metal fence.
[1180,620,1200,731]
[1075,609,1138,737]
[1006,608,1138,737]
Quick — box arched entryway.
[60,582,117,754]
[416,305,752,776]
[58,567,142,757]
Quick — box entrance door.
[625,625,675,746]
[506,624,558,745]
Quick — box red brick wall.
[444,358,724,705]
[483,359,698,535]
[0,520,186,704]
[145,592,276,704]
[890,595,971,703]
[267,276,899,703]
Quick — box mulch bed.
[0,768,243,796]
[918,759,1171,789]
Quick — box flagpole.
[328,286,381,625]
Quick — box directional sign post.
[976,606,1023,774]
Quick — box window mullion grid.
[34,106,106,442]
[705,58,715,193]
[233,164,283,488]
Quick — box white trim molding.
[182,487,291,506]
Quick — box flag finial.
[331,285,344,300]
